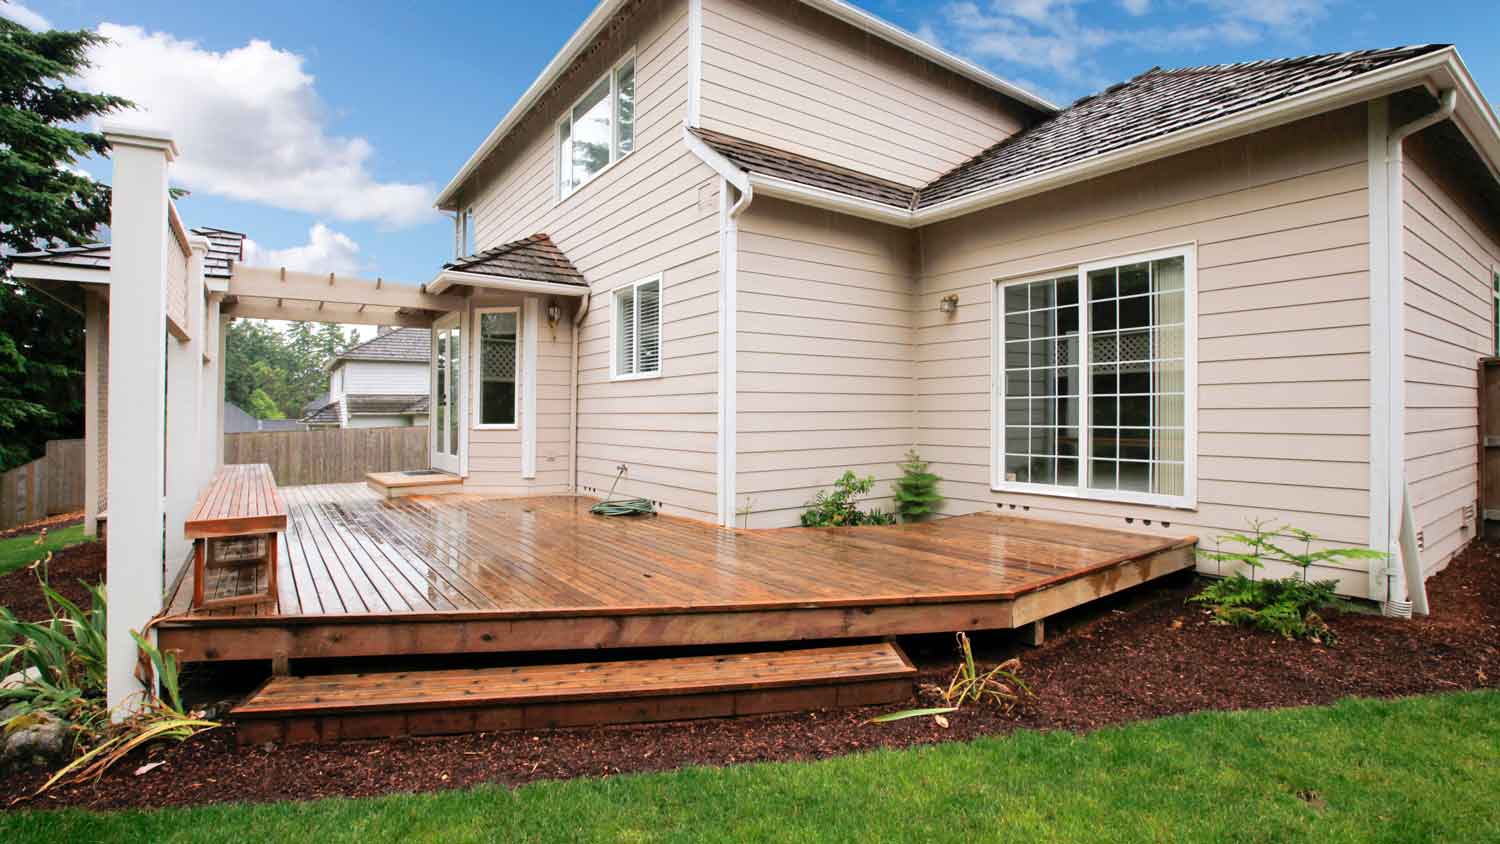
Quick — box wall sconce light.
[545,300,562,338]
[939,294,959,315]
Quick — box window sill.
[610,370,662,383]
[990,481,1196,512]
[473,423,519,431]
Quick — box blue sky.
[4,0,1497,287]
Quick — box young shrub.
[892,449,942,523]
[800,471,897,527]
[1190,520,1383,644]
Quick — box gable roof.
[688,44,1497,227]
[918,45,1448,211]
[444,233,587,287]
[299,394,430,425]
[434,0,1055,210]
[8,227,246,279]
[334,327,431,366]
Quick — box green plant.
[0,560,217,799]
[874,632,1030,723]
[1191,521,1382,644]
[891,449,942,523]
[799,471,896,527]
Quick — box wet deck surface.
[165,484,1194,622]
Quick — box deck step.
[232,642,916,744]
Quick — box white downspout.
[1380,88,1455,618]
[717,177,753,526]
[569,289,592,493]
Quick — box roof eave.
[429,269,592,297]
[748,173,918,228]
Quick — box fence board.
[0,438,85,530]
[224,427,429,486]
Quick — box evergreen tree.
[892,449,942,523]
[0,17,131,470]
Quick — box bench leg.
[191,540,205,609]
[267,533,280,612]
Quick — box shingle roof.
[444,234,586,287]
[691,128,919,210]
[299,394,429,425]
[334,327,431,365]
[918,45,1448,210]
[300,398,343,426]
[9,226,246,279]
[688,46,1451,216]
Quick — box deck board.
[165,484,1196,661]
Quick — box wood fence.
[0,439,86,530]
[223,426,429,486]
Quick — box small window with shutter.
[612,275,662,379]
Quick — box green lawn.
[3,691,1496,843]
[0,524,90,577]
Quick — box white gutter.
[568,283,593,493]
[434,0,1054,210]
[1377,86,1455,618]
[429,269,591,297]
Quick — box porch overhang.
[222,264,466,327]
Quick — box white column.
[164,236,208,569]
[217,314,228,468]
[103,124,177,715]
[522,296,539,479]
[200,292,223,482]
[82,292,103,537]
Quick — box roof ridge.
[1142,44,1445,78]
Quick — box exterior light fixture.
[939,293,959,315]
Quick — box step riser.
[237,678,912,745]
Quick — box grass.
[2,691,1497,843]
[0,524,90,578]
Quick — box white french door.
[430,313,464,475]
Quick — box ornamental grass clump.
[1191,520,1385,644]
[871,632,1030,724]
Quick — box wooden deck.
[159,484,1196,662]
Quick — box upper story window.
[612,275,661,380]
[558,55,635,199]
[995,246,1196,509]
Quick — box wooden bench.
[185,464,287,611]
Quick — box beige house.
[8,0,1500,713]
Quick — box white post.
[217,314,228,468]
[200,292,224,482]
[522,296,539,479]
[103,125,177,715]
[164,236,208,570]
[82,291,103,537]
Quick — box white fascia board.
[682,128,750,194]
[8,263,112,285]
[436,0,1053,209]
[747,174,915,228]
[429,269,591,297]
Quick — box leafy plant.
[0,560,217,799]
[800,471,896,527]
[891,449,942,523]
[874,633,1030,724]
[1191,521,1382,644]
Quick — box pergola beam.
[229,265,465,312]
[222,299,437,327]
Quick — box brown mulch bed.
[0,511,83,541]
[0,539,105,624]
[3,540,1496,812]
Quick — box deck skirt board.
[232,643,916,743]
[161,485,1197,662]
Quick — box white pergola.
[10,125,464,713]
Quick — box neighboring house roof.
[689,45,1481,223]
[333,327,431,365]
[8,226,246,278]
[434,0,1054,209]
[300,394,429,425]
[918,45,1449,210]
[690,128,918,211]
[223,402,260,434]
[444,234,587,287]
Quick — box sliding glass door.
[430,313,463,474]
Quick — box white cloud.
[922,0,1333,98]
[78,24,434,228]
[0,1,49,29]
[242,223,363,275]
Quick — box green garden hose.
[590,464,655,517]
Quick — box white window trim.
[556,49,637,203]
[610,273,664,382]
[472,305,521,430]
[990,244,1198,510]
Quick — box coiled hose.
[590,464,655,517]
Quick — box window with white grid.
[996,247,1194,507]
[476,308,518,427]
[613,276,661,379]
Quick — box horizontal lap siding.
[459,0,722,518]
[735,198,917,527]
[1400,138,1500,577]
[915,107,1376,594]
[699,0,1030,187]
